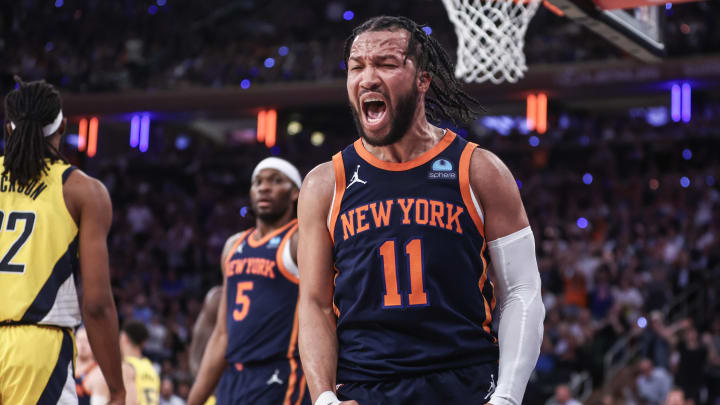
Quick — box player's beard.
[250,194,296,224]
[351,82,419,147]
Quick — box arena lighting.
[577,217,589,229]
[528,136,539,147]
[526,93,548,134]
[265,109,277,148]
[139,113,150,153]
[526,94,536,131]
[423,26,433,35]
[682,83,691,123]
[671,84,681,122]
[77,118,88,152]
[287,121,302,135]
[680,176,690,188]
[278,46,289,56]
[264,58,275,68]
[157,0,166,6]
[536,93,547,134]
[130,115,140,148]
[583,173,593,185]
[682,148,692,160]
[343,11,354,21]
[637,316,648,328]
[270,146,281,156]
[54,0,63,7]
[87,117,98,158]
[257,110,266,143]
[256,109,277,148]
[310,131,325,146]
[516,180,522,189]
[241,79,251,89]
[240,206,249,217]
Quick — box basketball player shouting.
[188,157,310,405]
[0,78,125,404]
[298,17,545,405]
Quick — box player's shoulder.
[302,161,335,192]
[221,230,247,260]
[64,168,110,203]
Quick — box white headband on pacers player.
[9,110,64,137]
[252,157,302,189]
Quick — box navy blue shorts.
[215,359,310,405]
[337,363,499,405]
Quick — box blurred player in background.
[0,77,125,404]
[188,157,310,405]
[120,320,160,405]
[189,286,221,405]
[190,285,222,376]
[298,17,544,405]
[76,326,112,404]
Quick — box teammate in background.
[120,320,160,405]
[298,16,545,405]
[189,286,221,405]
[189,285,222,376]
[0,77,125,404]
[76,326,112,404]
[188,157,310,405]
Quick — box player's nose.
[359,67,381,92]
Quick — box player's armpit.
[297,162,341,403]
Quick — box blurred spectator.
[549,384,583,405]
[673,323,708,405]
[636,358,673,405]
[159,377,185,405]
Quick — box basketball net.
[441,0,542,84]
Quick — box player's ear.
[291,187,300,203]
[417,70,431,93]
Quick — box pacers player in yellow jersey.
[120,320,160,405]
[0,77,125,404]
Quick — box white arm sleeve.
[90,395,109,405]
[487,226,545,405]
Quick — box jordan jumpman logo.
[346,165,367,190]
[266,369,283,385]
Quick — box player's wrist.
[315,390,341,405]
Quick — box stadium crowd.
[2,0,719,93]
[63,109,717,403]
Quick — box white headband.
[9,110,63,137]
[252,157,302,189]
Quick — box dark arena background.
[2,0,720,404]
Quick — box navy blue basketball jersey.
[329,130,498,382]
[223,220,301,368]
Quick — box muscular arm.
[471,149,544,405]
[69,172,126,403]
[187,233,242,405]
[297,162,342,403]
[189,286,222,376]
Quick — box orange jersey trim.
[329,153,346,244]
[246,220,297,248]
[458,142,485,238]
[459,142,493,335]
[223,231,251,273]
[352,130,456,171]
[283,302,300,405]
[276,222,299,284]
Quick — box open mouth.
[361,96,388,129]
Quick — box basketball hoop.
[441,0,543,84]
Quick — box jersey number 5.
[233,281,254,321]
[378,239,428,308]
[0,211,36,273]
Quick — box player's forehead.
[350,29,410,60]
[253,168,290,182]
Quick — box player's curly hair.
[343,16,482,127]
[3,76,66,186]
